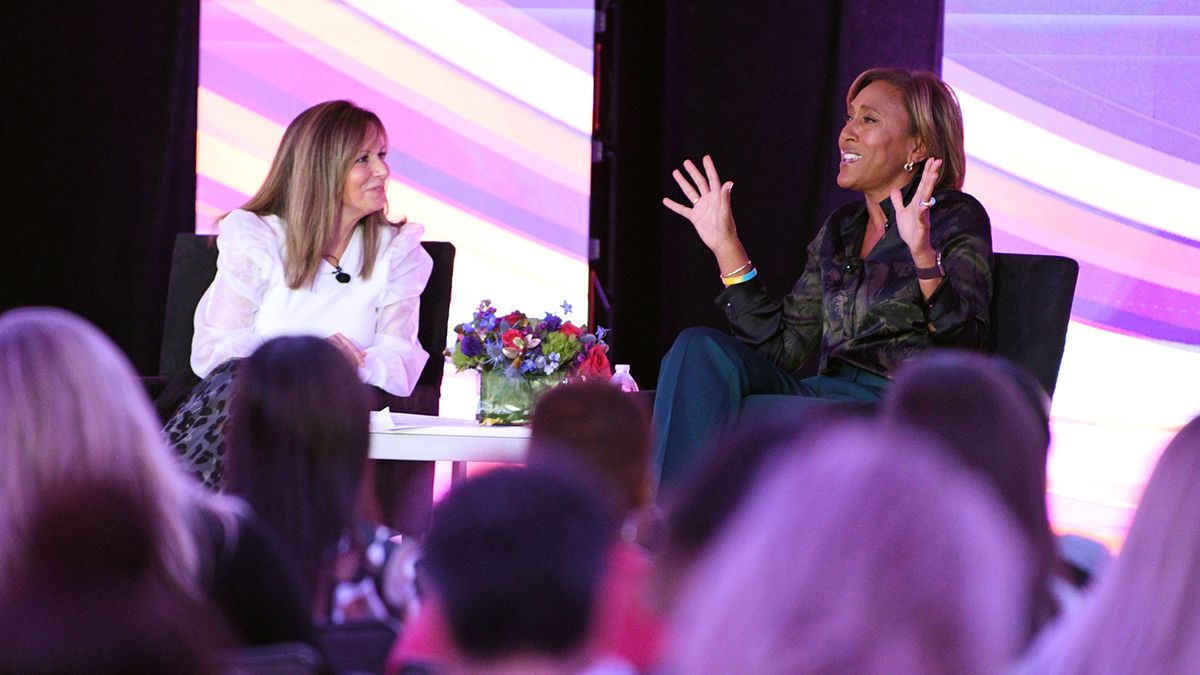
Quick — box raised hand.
[889,157,942,265]
[662,155,748,273]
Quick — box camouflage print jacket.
[716,184,993,378]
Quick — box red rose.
[501,329,523,349]
[577,346,611,379]
[559,322,583,338]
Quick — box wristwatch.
[915,251,944,280]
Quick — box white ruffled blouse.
[191,209,433,397]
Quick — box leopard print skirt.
[163,358,241,491]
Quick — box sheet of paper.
[369,407,396,432]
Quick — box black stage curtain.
[596,1,944,385]
[0,2,199,374]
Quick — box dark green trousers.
[652,327,887,488]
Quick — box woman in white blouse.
[166,100,432,502]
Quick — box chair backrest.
[415,241,455,392]
[987,252,1079,399]
[158,234,456,395]
[159,234,220,376]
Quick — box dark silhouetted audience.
[226,335,416,673]
[415,467,615,675]
[527,381,663,670]
[881,351,1069,642]
[0,308,316,659]
[667,422,1030,674]
[11,304,1194,674]
[653,403,869,610]
[0,482,227,674]
[226,335,411,627]
[391,380,662,672]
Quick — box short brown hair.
[529,380,651,515]
[848,68,966,192]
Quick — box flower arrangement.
[448,300,611,424]
[449,299,611,379]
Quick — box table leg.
[451,460,469,487]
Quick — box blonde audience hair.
[239,100,404,289]
[0,308,208,597]
[848,68,967,193]
[1022,414,1200,673]
[668,422,1029,674]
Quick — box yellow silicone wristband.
[721,267,758,287]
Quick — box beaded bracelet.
[722,267,758,287]
[720,260,753,278]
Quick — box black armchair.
[988,252,1079,399]
[733,252,1079,418]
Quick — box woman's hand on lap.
[327,333,366,368]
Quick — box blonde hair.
[0,308,207,597]
[848,68,966,192]
[239,100,404,289]
[1023,414,1200,673]
[668,423,1029,674]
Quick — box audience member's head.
[421,467,610,673]
[0,307,203,597]
[654,404,868,607]
[881,350,1061,639]
[0,482,225,674]
[529,379,652,517]
[224,335,371,605]
[668,422,1029,674]
[1024,413,1200,673]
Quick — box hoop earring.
[903,161,915,173]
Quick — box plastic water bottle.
[611,364,639,392]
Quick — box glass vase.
[477,369,564,426]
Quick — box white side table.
[369,412,529,486]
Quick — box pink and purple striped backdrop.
[198,1,600,429]
[945,1,1200,549]
[197,0,595,425]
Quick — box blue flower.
[485,342,507,369]
[475,306,499,331]
[460,333,483,357]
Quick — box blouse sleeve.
[716,225,826,374]
[360,223,434,397]
[922,192,993,349]
[190,211,277,378]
